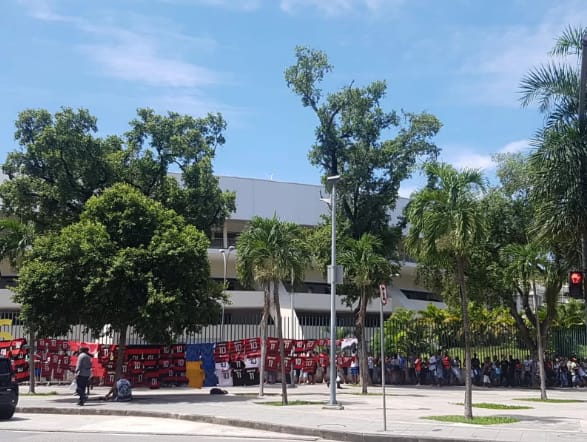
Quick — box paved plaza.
[13,382,587,441]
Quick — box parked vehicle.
[0,357,18,419]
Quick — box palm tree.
[338,233,395,394]
[0,218,36,393]
[236,215,309,403]
[404,162,486,420]
[520,26,587,333]
[500,242,549,399]
[554,300,586,328]
[0,219,35,269]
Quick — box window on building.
[212,278,253,291]
[400,289,443,302]
[283,281,330,294]
[226,232,240,247]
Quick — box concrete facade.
[0,176,444,340]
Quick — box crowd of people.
[282,348,587,389]
[342,351,587,388]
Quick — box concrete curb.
[16,405,493,442]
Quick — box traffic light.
[569,271,584,299]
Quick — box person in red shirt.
[414,354,422,385]
[303,352,317,384]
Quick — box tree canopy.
[13,183,223,348]
[285,46,441,249]
[0,107,235,236]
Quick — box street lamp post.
[219,246,235,342]
[532,280,547,400]
[289,276,296,388]
[579,32,587,340]
[324,175,343,409]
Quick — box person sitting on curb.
[104,376,132,402]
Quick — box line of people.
[370,352,587,388]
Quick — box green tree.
[519,26,587,329]
[553,299,586,328]
[338,233,396,393]
[0,219,35,269]
[236,215,309,403]
[0,108,121,232]
[13,183,223,380]
[285,46,441,246]
[0,217,37,393]
[286,47,440,389]
[0,108,235,236]
[405,162,487,420]
[124,108,235,235]
[500,242,551,398]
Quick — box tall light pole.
[219,246,235,342]
[323,175,343,409]
[289,271,296,388]
[532,280,547,400]
[579,32,587,341]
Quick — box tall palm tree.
[500,242,549,399]
[520,26,587,331]
[338,233,395,394]
[0,218,36,393]
[404,162,486,420]
[0,219,35,269]
[236,215,309,403]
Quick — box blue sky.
[1,0,586,197]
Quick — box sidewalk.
[16,382,587,442]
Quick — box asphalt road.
[0,414,327,442]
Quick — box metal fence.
[1,310,586,358]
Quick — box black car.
[0,357,18,419]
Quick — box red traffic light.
[569,271,584,299]
[570,271,583,285]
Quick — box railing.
[1,310,586,358]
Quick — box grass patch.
[422,415,519,425]
[513,398,584,403]
[259,400,323,406]
[21,391,58,396]
[455,402,532,410]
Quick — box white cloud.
[441,139,531,172]
[20,0,225,89]
[279,0,400,16]
[152,92,250,124]
[398,184,418,198]
[500,139,530,154]
[450,152,495,170]
[18,0,70,22]
[454,0,587,107]
[158,0,262,11]
[79,42,222,88]
[197,0,261,10]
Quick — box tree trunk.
[273,279,288,405]
[115,326,127,381]
[456,257,473,420]
[258,285,270,398]
[356,289,369,394]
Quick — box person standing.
[75,346,92,406]
[414,354,422,385]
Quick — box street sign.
[379,283,388,305]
